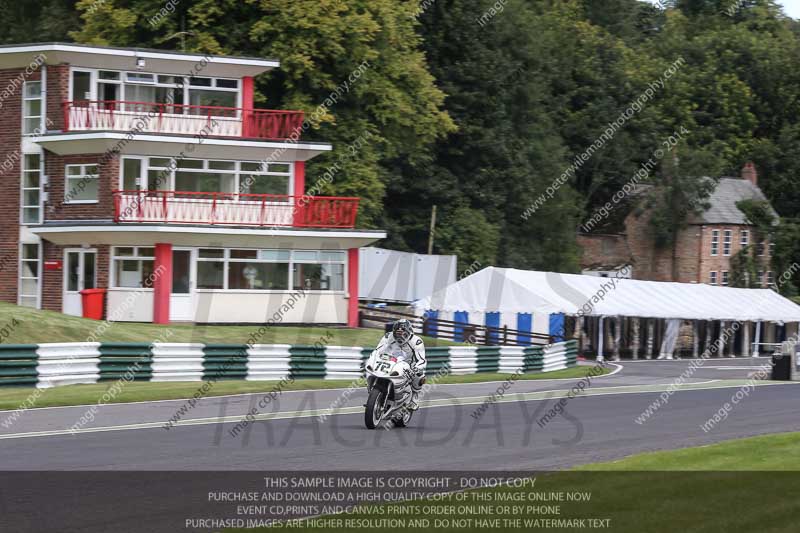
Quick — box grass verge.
[0,365,604,411]
[0,301,456,346]
[228,432,800,533]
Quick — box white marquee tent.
[414,267,800,323]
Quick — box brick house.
[579,163,777,286]
[0,43,384,325]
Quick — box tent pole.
[631,318,640,360]
[704,320,713,355]
[728,322,737,358]
[597,316,605,362]
[645,319,654,359]
[692,321,699,358]
[753,321,761,357]
[718,320,726,358]
[612,316,621,361]
[742,321,751,357]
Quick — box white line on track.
[0,379,795,442]
[0,364,624,414]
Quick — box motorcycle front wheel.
[364,386,387,429]
[392,408,413,428]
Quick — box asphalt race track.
[0,358,798,532]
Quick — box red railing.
[113,190,359,229]
[63,100,304,140]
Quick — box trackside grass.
[0,366,605,411]
[0,301,456,346]
[226,432,800,533]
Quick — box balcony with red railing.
[63,101,304,141]
[113,190,360,229]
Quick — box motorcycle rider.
[371,319,427,410]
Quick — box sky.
[778,0,800,18]
[644,1,800,18]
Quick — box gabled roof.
[696,177,778,225]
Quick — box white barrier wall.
[448,346,478,375]
[36,343,101,388]
[151,343,205,382]
[324,346,365,380]
[246,345,292,381]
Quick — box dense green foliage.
[2,0,800,284]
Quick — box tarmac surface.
[0,357,797,532]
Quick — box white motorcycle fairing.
[363,350,415,429]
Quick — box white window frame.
[20,152,43,225]
[757,270,764,287]
[193,248,346,293]
[18,242,42,308]
[69,67,241,109]
[119,155,146,191]
[710,230,719,256]
[22,81,43,135]
[767,271,775,287]
[64,163,100,204]
[721,270,729,286]
[709,271,718,286]
[723,229,732,256]
[110,246,156,289]
[135,157,294,196]
[740,229,749,247]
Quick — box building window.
[710,271,718,286]
[710,230,719,256]
[227,249,290,291]
[128,157,293,196]
[22,81,42,134]
[18,243,40,308]
[111,247,155,288]
[21,154,42,224]
[723,230,732,256]
[292,251,345,290]
[721,270,729,286]
[767,271,775,287]
[769,242,775,257]
[740,230,749,247]
[756,240,765,256]
[64,164,99,203]
[757,271,764,287]
[195,248,345,291]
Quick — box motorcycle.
[363,349,416,429]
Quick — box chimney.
[741,162,758,186]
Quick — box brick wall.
[697,225,770,286]
[576,233,632,269]
[46,64,69,132]
[45,152,118,221]
[42,242,110,314]
[0,67,32,303]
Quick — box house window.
[111,247,155,288]
[21,154,42,224]
[757,271,764,287]
[767,271,775,287]
[710,230,719,256]
[721,270,729,286]
[756,240,765,256]
[18,243,40,308]
[769,242,775,257]
[740,230,749,247]
[64,164,99,203]
[194,248,346,291]
[292,250,345,291]
[22,81,42,134]
[134,157,293,196]
[710,271,718,286]
[723,230,732,256]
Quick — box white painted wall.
[107,289,154,322]
[193,291,348,323]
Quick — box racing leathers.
[371,331,427,410]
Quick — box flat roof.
[0,42,279,77]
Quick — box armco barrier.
[0,345,38,386]
[0,341,576,388]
